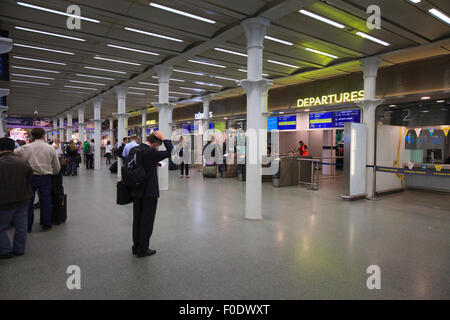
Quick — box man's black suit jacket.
[130,140,173,198]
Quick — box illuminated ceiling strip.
[11,73,55,80]
[188,59,226,68]
[84,66,127,74]
[107,44,159,56]
[13,55,67,65]
[355,31,390,46]
[11,79,50,85]
[14,43,75,55]
[70,80,105,86]
[214,47,247,57]
[428,8,450,25]
[76,74,114,81]
[305,47,338,59]
[299,10,345,29]
[173,69,204,76]
[12,66,60,73]
[264,36,293,46]
[64,85,98,91]
[14,26,85,42]
[267,59,299,68]
[17,2,100,23]
[149,2,216,24]
[129,87,157,92]
[124,27,183,42]
[94,56,141,66]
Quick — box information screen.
[278,115,296,130]
[267,117,278,131]
[333,110,361,127]
[309,112,333,129]
[309,110,360,129]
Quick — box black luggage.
[203,165,217,178]
[109,161,118,173]
[117,181,133,205]
[52,194,67,225]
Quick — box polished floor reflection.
[0,166,449,299]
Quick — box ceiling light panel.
[107,44,159,56]
[17,2,100,23]
[149,2,216,24]
[14,43,75,55]
[15,26,86,42]
[13,55,67,65]
[124,27,183,42]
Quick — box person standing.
[14,128,60,232]
[0,138,33,259]
[122,135,139,159]
[105,141,112,165]
[85,139,94,169]
[178,136,189,179]
[130,131,173,258]
[65,140,78,176]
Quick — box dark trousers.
[66,156,78,175]
[28,175,52,231]
[0,205,28,255]
[132,197,158,254]
[105,153,112,164]
[180,162,189,176]
[85,154,94,169]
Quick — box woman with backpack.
[65,140,79,176]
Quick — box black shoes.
[13,252,24,256]
[0,253,13,260]
[136,249,156,258]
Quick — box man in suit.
[129,131,173,258]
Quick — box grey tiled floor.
[0,165,449,299]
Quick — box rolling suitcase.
[52,194,67,225]
[203,165,217,178]
[109,161,118,173]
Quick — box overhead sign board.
[298,90,364,108]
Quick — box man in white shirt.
[15,128,60,232]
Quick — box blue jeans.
[0,205,28,255]
[28,175,53,231]
[66,156,78,175]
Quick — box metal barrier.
[297,158,319,190]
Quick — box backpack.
[121,146,147,189]
[83,142,90,153]
[118,143,125,159]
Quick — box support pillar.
[78,107,85,163]
[154,64,174,191]
[202,95,211,145]
[66,112,73,142]
[114,86,129,180]
[108,118,114,145]
[92,97,103,170]
[52,117,58,140]
[141,109,147,143]
[239,17,271,220]
[260,84,271,156]
[59,116,65,143]
[0,106,8,138]
[359,57,383,200]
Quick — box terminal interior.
[0,0,449,299]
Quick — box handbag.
[116,181,133,205]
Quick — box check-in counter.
[272,155,299,187]
[404,163,450,192]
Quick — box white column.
[239,17,271,220]
[261,87,271,156]
[0,106,7,138]
[202,95,211,145]
[114,86,129,180]
[108,118,114,145]
[154,64,174,191]
[66,112,73,142]
[359,57,383,199]
[52,117,58,140]
[77,107,85,163]
[92,97,103,170]
[59,116,65,143]
[141,109,147,143]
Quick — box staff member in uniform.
[130,131,173,258]
[298,140,309,157]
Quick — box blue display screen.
[209,122,214,130]
[182,124,192,133]
[309,112,333,129]
[267,117,278,131]
[309,110,360,129]
[278,115,296,130]
[333,110,361,127]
